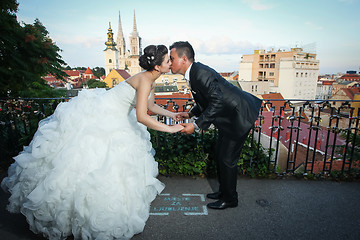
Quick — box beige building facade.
[238,80,270,98]
[239,48,320,99]
[155,73,187,91]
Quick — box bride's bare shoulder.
[126,72,151,89]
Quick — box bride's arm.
[136,79,181,133]
[147,88,176,119]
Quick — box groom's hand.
[175,112,190,121]
[180,123,195,134]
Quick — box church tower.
[104,22,119,76]
[116,11,126,57]
[129,10,142,56]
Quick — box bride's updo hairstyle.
[139,45,168,71]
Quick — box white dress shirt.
[184,63,200,132]
[184,63,193,89]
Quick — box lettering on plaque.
[150,193,208,216]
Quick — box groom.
[170,41,261,210]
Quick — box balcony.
[1,97,359,179]
[1,98,360,240]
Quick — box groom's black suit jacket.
[189,62,262,139]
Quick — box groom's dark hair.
[170,41,195,62]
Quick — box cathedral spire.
[131,10,139,37]
[129,9,141,56]
[117,11,126,56]
[117,11,124,39]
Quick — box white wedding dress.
[1,81,165,240]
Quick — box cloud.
[305,21,323,30]
[189,36,266,55]
[242,0,273,11]
[54,35,104,48]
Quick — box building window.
[109,59,112,63]
[296,72,299,77]
[270,63,275,68]
[269,72,274,76]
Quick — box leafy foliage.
[330,129,360,179]
[92,67,105,79]
[149,129,270,177]
[0,99,64,171]
[0,0,67,98]
[149,129,217,176]
[336,129,360,161]
[84,79,107,88]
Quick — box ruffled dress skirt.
[1,81,164,239]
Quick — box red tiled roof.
[42,75,58,81]
[322,81,333,85]
[64,70,81,77]
[342,87,360,100]
[340,74,360,81]
[261,93,291,111]
[262,93,283,98]
[85,67,93,74]
[220,72,232,77]
[115,69,131,79]
[42,74,65,87]
[152,92,193,114]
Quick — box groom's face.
[170,48,184,75]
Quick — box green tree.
[85,78,107,88]
[92,67,105,78]
[0,0,67,98]
[74,67,87,71]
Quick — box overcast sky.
[16,0,360,74]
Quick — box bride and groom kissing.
[1,41,261,239]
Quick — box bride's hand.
[168,124,184,133]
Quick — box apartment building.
[316,80,334,100]
[239,48,320,99]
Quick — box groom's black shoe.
[206,192,222,200]
[207,200,238,210]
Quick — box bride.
[1,45,183,239]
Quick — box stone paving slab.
[1,175,360,240]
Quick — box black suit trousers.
[216,129,250,202]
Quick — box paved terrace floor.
[1,175,360,240]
